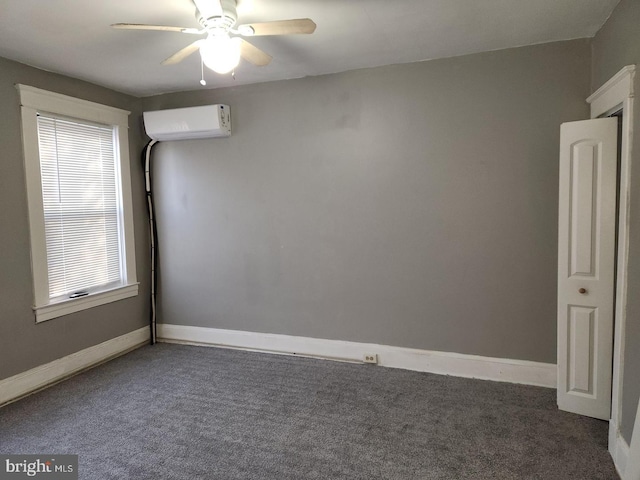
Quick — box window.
[18,85,138,323]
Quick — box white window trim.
[17,84,138,323]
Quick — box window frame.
[17,84,138,323]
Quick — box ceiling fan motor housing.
[197,0,238,33]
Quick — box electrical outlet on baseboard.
[363,353,378,364]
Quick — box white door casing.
[557,118,618,420]
[624,397,640,480]
[586,66,635,471]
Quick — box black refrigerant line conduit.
[143,139,160,344]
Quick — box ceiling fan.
[111,0,316,75]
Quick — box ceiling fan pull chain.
[200,59,207,86]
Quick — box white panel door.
[558,118,617,420]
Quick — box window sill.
[34,283,139,323]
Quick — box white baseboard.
[157,324,557,388]
[0,327,150,406]
[609,421,630,479]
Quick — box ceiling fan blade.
[111,23,202,34]
[161,40,204,65]
[238,18,316,36]
[240,39,272,66]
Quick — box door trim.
[587,64,635,472]
[624,397,640,479]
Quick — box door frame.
[586,64,636,474]
[625,397,640,480]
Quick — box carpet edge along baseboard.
[0,324,557,407]
[0,327,150,407]
[157,324,557,389]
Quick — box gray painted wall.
[142,40,590,364]
[592,0,640,445]
[0,56,150,380]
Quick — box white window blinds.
[37,114,123,299]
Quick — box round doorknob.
[578,288,587,294]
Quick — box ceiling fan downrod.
[196,0,238,33]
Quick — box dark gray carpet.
[0,344,617,479]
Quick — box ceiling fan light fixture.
[200,35,242,74]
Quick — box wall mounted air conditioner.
[143,104,231,141]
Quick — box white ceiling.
[0,0,620,97]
